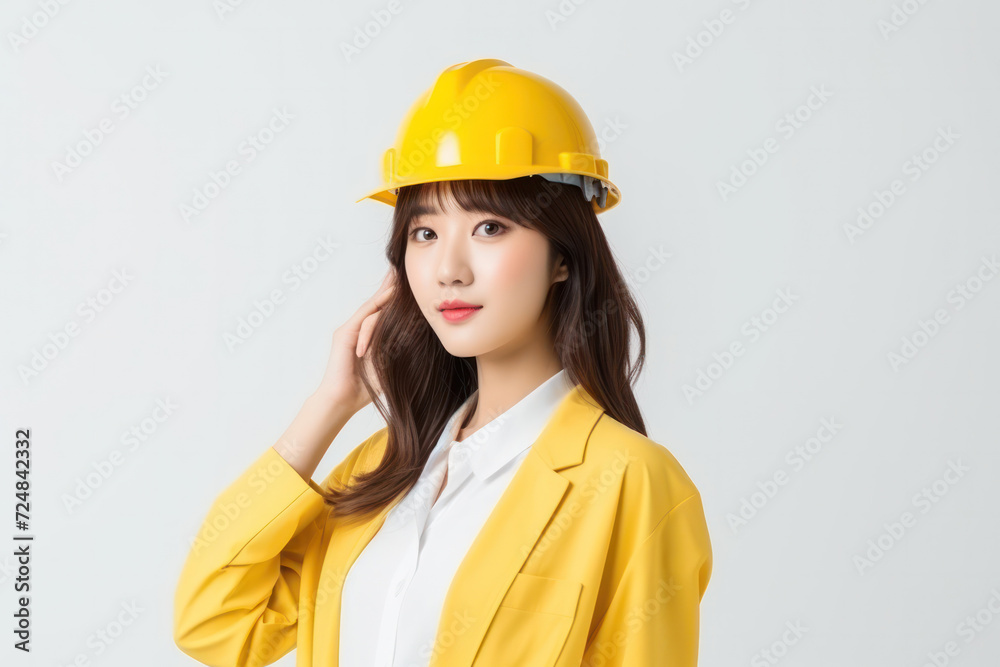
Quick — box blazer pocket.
[476,573,582,667]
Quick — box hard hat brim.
[355,171,621,214]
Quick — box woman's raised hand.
[313,267,397,416]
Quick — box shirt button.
[394,580,405,596]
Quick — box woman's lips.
[440,306,483,322]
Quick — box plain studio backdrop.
[2,0,999,665]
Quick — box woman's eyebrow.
[410,204,437,220]
[407,207,506,228]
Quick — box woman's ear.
[552,254,570,284]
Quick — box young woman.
[174,60,712,667]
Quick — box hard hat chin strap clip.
[534,173,609,209]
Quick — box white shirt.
[339,368,576,667]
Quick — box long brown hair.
[322,176,646,520]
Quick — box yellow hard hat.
[355,58,621,214]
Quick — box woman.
[173,59,712,667]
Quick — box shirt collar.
[435,368,577,482]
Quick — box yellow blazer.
[173,384,713,666]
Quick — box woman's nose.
[435,237,473,286]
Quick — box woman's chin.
[439,340,491,359]
[434,329,499,359]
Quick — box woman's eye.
[474,221,508,237]
[408,221,508,242]
[409,228,436,241]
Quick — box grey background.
[2,0,998,665]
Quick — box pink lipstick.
[439,299,483,323]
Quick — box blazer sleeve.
[581,491,713,667]
[173,431,379,667]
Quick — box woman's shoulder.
[583,412,705,515]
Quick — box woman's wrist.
[298,392,355,448]
[304,390,355,423]
[273,394,353,481]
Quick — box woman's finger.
[361,351,382,395]
[356,310,381,357]
[347,279,396,331]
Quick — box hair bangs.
[397,178,558,230]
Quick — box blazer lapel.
[311,447,409,665]
[428,383,605,666]
[311,383,605,667]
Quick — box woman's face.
[403,188,568,359]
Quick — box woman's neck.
[459,358,564,443]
